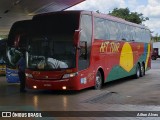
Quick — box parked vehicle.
[151,42,160,60]
[8,11,151,90]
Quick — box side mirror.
[73,29,81,46]
[79,41,87,60]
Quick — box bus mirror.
[79,41,87,60]
[74,30,81,46]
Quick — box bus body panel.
[91,39,151,82]
[25,69,95,90]
[25,56,96,90]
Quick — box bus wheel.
[95,71,102,90]
[140,64,145,77]
[134,64,141,79]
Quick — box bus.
[5,36,20,83]
[6,48,20,83]
[8,11,151,90]
[6,20,32,83]
[0,39,6,75]
[7,20,36,83]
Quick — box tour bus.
[7,11,151,90]
[6,38,21,83]
[0,39,6,75]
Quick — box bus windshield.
[26,13,79,70]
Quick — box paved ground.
[0,59,160,120]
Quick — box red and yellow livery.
[8,11,151,90]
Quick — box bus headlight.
[25,73,33,78]
[62,72,78,79]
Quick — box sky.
[68,0,160,36]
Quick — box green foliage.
[152,36,160,42]
[109,8,149,24]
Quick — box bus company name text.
[100,42,120,53]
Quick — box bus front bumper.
[26,77,80,90]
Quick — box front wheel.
[94,71,102,90]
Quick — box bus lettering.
[100,42,120,53]
[110,42,120,53]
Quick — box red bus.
[8,11,151,90]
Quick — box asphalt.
[0,59,160,120]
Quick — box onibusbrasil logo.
[1,112,42,117]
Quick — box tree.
[109,8,149,24]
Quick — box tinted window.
[94,17,150,43]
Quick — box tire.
[94,71,102,90]
[134,64,141,79]
[140,64,145,77]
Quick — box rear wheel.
[140,64,145,77]
[94,71,102,90]
[134,64,141,79]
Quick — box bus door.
[78,14,93,86]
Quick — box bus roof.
[33,10,149,30]
[32,10,81,20]
[92,11,148,30]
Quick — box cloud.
[125,0,139,10]
[139,6,160,18]
[135,0,160,35]
[144,19,160,35]
[148,0,159,6]
[69,0,126,13]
